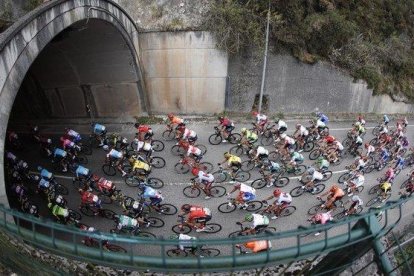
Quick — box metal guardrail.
[0,196,412,273]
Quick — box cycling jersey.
[256,114,267,123]
[62,139,75,149]
[188,206,211,221]
[367,145,375,155]
[278,120,287,131]
[76,166,89,178]
[81,191,99,205]
[54,148,67,158]
[268,161,281,173]
[332,188,345,199]
[135,140,152,152]
[318,159,329,170]
[178,233,197,250]
[381,149,389,160]
[49,203,68,218]
[256,147,269,157]
[93,124,106,134]
[285,136,295,145]
[240,184,256,201]
[355,136,363,144]
[316,120,326,128]
[383,115,390,124]
[182,129,197,139]
[118,215,138,229]
[132,159,150,172]
[67,129,81,142]
[245,130,258,141]
[142,186,162,200]
[97,178,114,191]
[244,240,271,253]
[299,125,309,136]
[220,118,233,127]
[40,169,53,180]
[291,152,304,163]
[196,171,214,184]
[187,145,202,156]
[251,214,269,229]
[351,196,363,206]
[319,114,329,124]
[325,135,335,144]
[170,116,184,125]
[352,175,365,187]
[275,192,292,205]
[227,155,241,165]
[312,171,324,181]
[39,178,50,189]
[318,212,332,224]
[107,149,123,159]
[137,125,151,133]
[6,152,17,163]
[380,182,391,192]
[334,141,344,151]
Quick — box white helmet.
[355,122,361,126]
[103,145,109,151]
[87,227,96,232]
[133,201,139,209]
[352,195,360,202]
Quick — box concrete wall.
[139,31,227,114]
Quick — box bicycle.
[183,180,226,198]
[125,175,164,189]
[102,158,128,177]
[290,182,325,198]
[171,140,207,156]
[212,166,250,183]
[229,143,254,156]
[217,198,263,213]
[257,201,296,218]
[366,186,392,207]
[166,245,220,257]
[79,202,116,219]
[162,125,176,141]
[208,126,241,145]
[334,203,363,220]
[250,171,289,189]
[130,137,165,152]
[174,156,213,174]
[110,222,156,238]
[342,181,364,196]
[307,197,345,217]
[228,221,277,238]
[136,199,177,216]
[172,215,222,234]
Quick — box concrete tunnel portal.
[0,0,148,207]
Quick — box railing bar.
[388,253,414,274]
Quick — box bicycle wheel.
[151,140,165,152]
[342,138,351,149]
[136,231,156,238]
[334,211,346,220]
[235,171,250,182]
[151,157,166,168]
[218,202,236,213]
[166,248,187,257]
[80,205,95,217]
[175,163,190,174]
[159,204,177,215]
[105,244,127,253]
[290,186,304,197]
[366,197,381,207]
[69,210,82,221]
[171,145,185,156]
[308,204,323,215]
[369,185,380,195]
[228,133,241,144]
[275,177,290,187]
[309,149,321,160]
[125,176,140,187]
[322,171,333,181]
[229,145,243,156]
[196,144,208,155]
[338,173,351,184]
[228,230,248,238]
[294,165,306,175]
[148,178,164,189]
[364,164,375,174]
[246,201,263,212]
[200,162,214,173]
[313,183,325,194]
[162,130,175,141]
[400,179,409,189]
[102,209,116,219]
[56,184,69,195]
[280,206,296,217]
[303,141,314,152]
[200,248,220,257]
[210,186,226,197]
[99,193,113,204]
[183,186,201,198]
[241,160,255,172]
[147,217,165,228]
[204,223,222,233]
[260,136,273,146]
[212,171,228,183]
[102,164,116,176]
[268,151,280,162]
[208,134,222,145]
[251,179,267,189]
[172,224,192,234]
[355,186,364,194]
[372,126,381,136]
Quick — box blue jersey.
[54,148,67,158]
[76,166,90,177]
[319,114,329,124]
[381,150,389,160]
[40,169,52,180]
[93,124,106,134]
[383,115,390,123]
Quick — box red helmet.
[252,111,258,116]
[92,174,100,182]
[364,143,369,148]
[273,189,282,197]
[330,185,339,192]
[191,167,200,176]
[168,113,174,119]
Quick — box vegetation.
[23,0,44,12]
[204,0,414,101]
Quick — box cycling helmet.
[56,196,62,204]
[351,195,360,202]
[168,113,174,119]
[170,234,179,240]
[234,182,241,188]
[22,162,28,169]
[191,167,200,176]
[103,145,109,151]
[364,143,369,148]
[134,123,140,128]
[280,133,287,139]
[241,128,247,134]
[33,126,38,132]
[37,166,43,172]
[386,167,394,174]
[224,152,231,158]
[245,214,253,222]
[308,167,315,174]
[132,201,139,209]
[252,111,258,116]
[315,214,322,221]
[218,116,224,121]
[15,185,22,194]
[47,138,52,144]
[330,185,339,191]
[33,175,40,181]
[181,204,191,212]
[273,188,282,197]
[296,123,301,129]
[87,227,96,232]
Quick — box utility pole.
[258,0,271,114]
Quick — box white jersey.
[135,140,152,151]
[299,125,308,136]
[187,145,202,156]
[316,120,326,128]
[256,114,267,122]
[352,175,365,187]
[178,233,197,250]
[285,136,295,145]
[312,171,324,181]
[351,196,363,206]
[334,141,344,151]
[183,129,197,139]
[367,145,375,155]
[276,192,292,205]
[240,184,255,195]
[278,120,287,130]
[251,214,269,228]
[197,171,214,183]
[256,147,269,157]
[67,129,79,137]
[357,158,366,167]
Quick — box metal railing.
[0,196,412,273]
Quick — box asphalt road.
[6,119,414,255]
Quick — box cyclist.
[263,188,292,219]
[114,214,146,234]
[187,144,203,162]
[132,138,153,157]
[252,111,268,133]
[123,198,146,218]
[39,137,53,157]
[12,183,27,203]
[393,155,405,171]
[218,116,235,142]
[134,123,153,141]
[180,204,212,232]
[365,143,376,156]
[49,193,67,208]
[315,156,329,171]
[309,211,333,236]
[240,213,270,235]
[236,240,272,253]
[383,114,390,126]
[240,128,258,145]
[105,146,127,177]
[399,181,414,199]
[276,119,288,133]
[167,113,184,129]
[48,202,69,224]
[176,124,198,143]
[353,156,367,172]
[280,133,296,157]
[78,188,102,213]
[382,167,395,183]
[293,123,309,152]
[349,135,363,155]
[140,185,164,213]
[379,181,392,202]
[301,167,324,193]
[91,123,107,147]
[286,151,304,172]
[129,155,151,176]
[357,115,366,126]
[346,172,365,196]
[218,152,241,181]
[191,167,214,199]
[315,118,327,139]
[5,151,18,168]
[170,234,198,254]
[345,195,363,216]
[37,166,54,182]
[251,145,269,165]
[60,136,79,154]
[227,183,256,209]
[52,148,69,172]
[353,121,365,136]
[379,146,390,167]
[64,128,82,143]
[319,185,345,209]
[90,174,116,197]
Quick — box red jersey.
[137,125,151,133]
[188,206,208,221]
[97,177,114,192]
[81,191,97,204]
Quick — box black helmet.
[181,204,191,212]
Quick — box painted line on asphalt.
[329,124,414,131]
[43,168,350,186]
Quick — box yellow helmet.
[241,128,247,134]
[224,152,231,158]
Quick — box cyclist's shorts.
[195,215,211,223]
[230,162,241,170]
[243,192,256,201]
[226,125,235,132]
[254,224,267,232]
[150,197,162,205]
